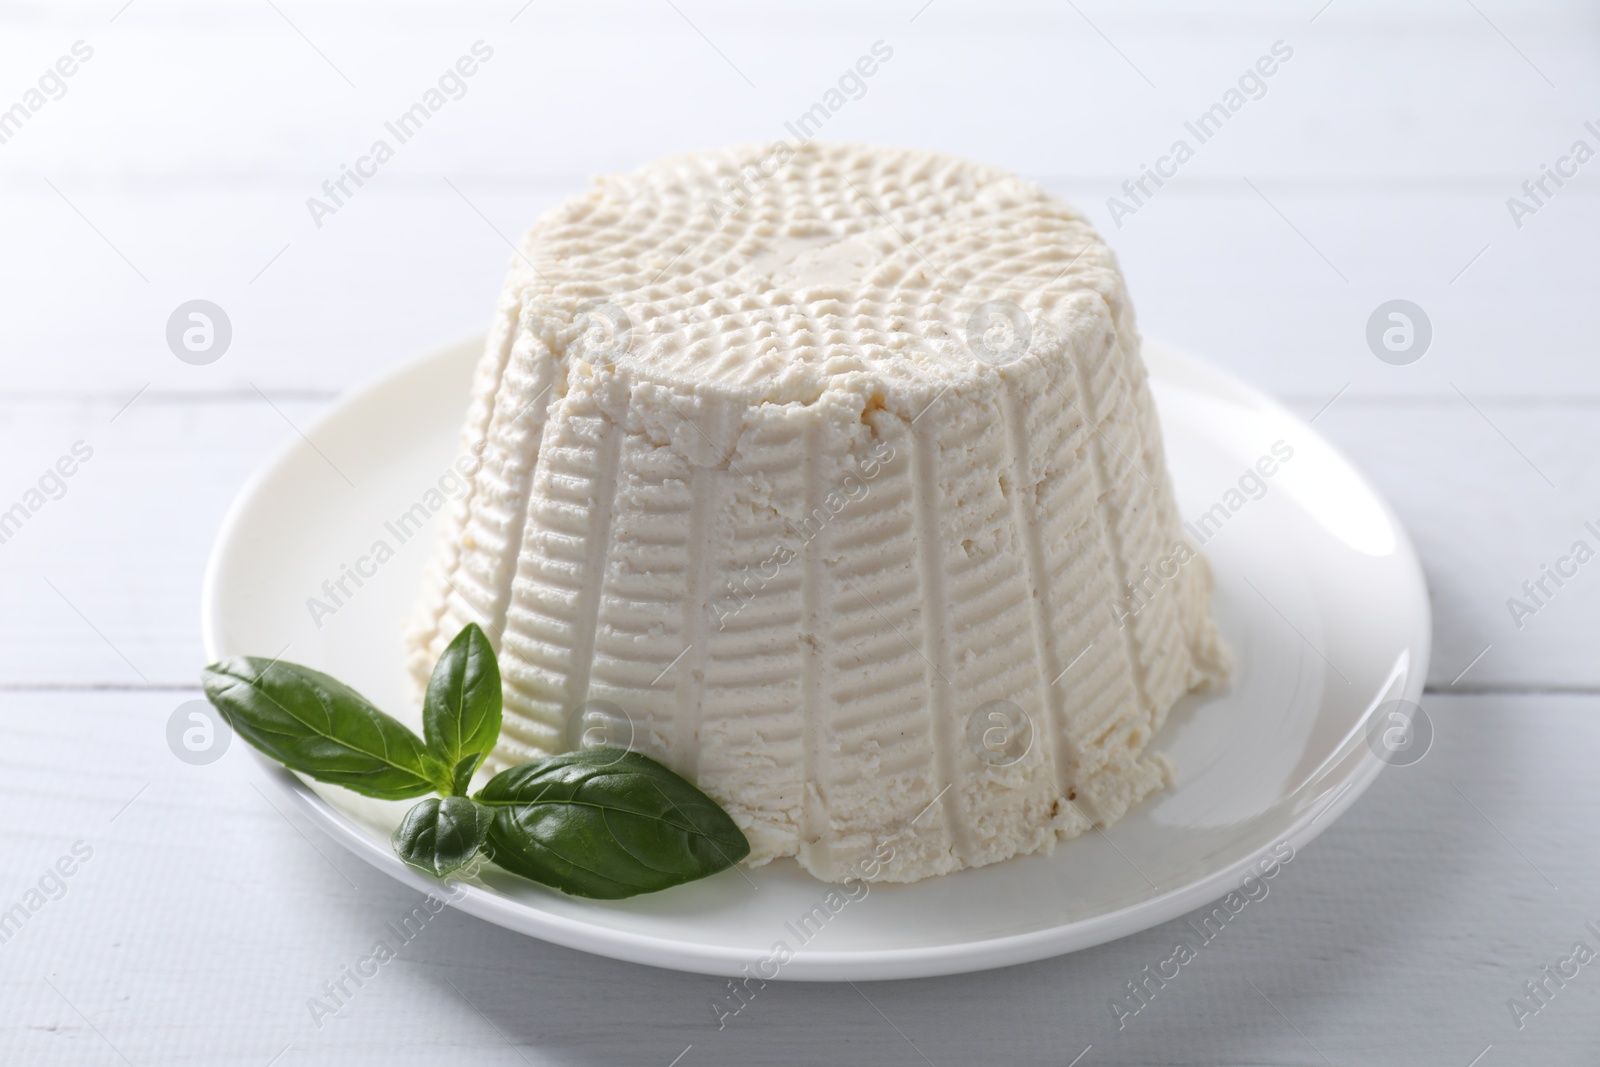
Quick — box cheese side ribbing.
[406,142,1229,883]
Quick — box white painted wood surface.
[3,1,1598,1063]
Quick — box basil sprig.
[200,624,749,898]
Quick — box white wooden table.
[4,1,1599,1063]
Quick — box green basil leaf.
[392,796,492,877]
[202,657,448,799]
[476,749,750,899]
[422,623,502,795]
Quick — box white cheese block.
[406,142,1230,884]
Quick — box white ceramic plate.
[202,335,1429,981]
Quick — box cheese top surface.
[408,142,1230,884]
[497,142,1134,399]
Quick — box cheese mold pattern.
[405,142,1230,883]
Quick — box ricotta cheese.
[407,142,1230,883]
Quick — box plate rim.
[201,334,1431,981]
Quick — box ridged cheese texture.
[406,142,1230,884]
